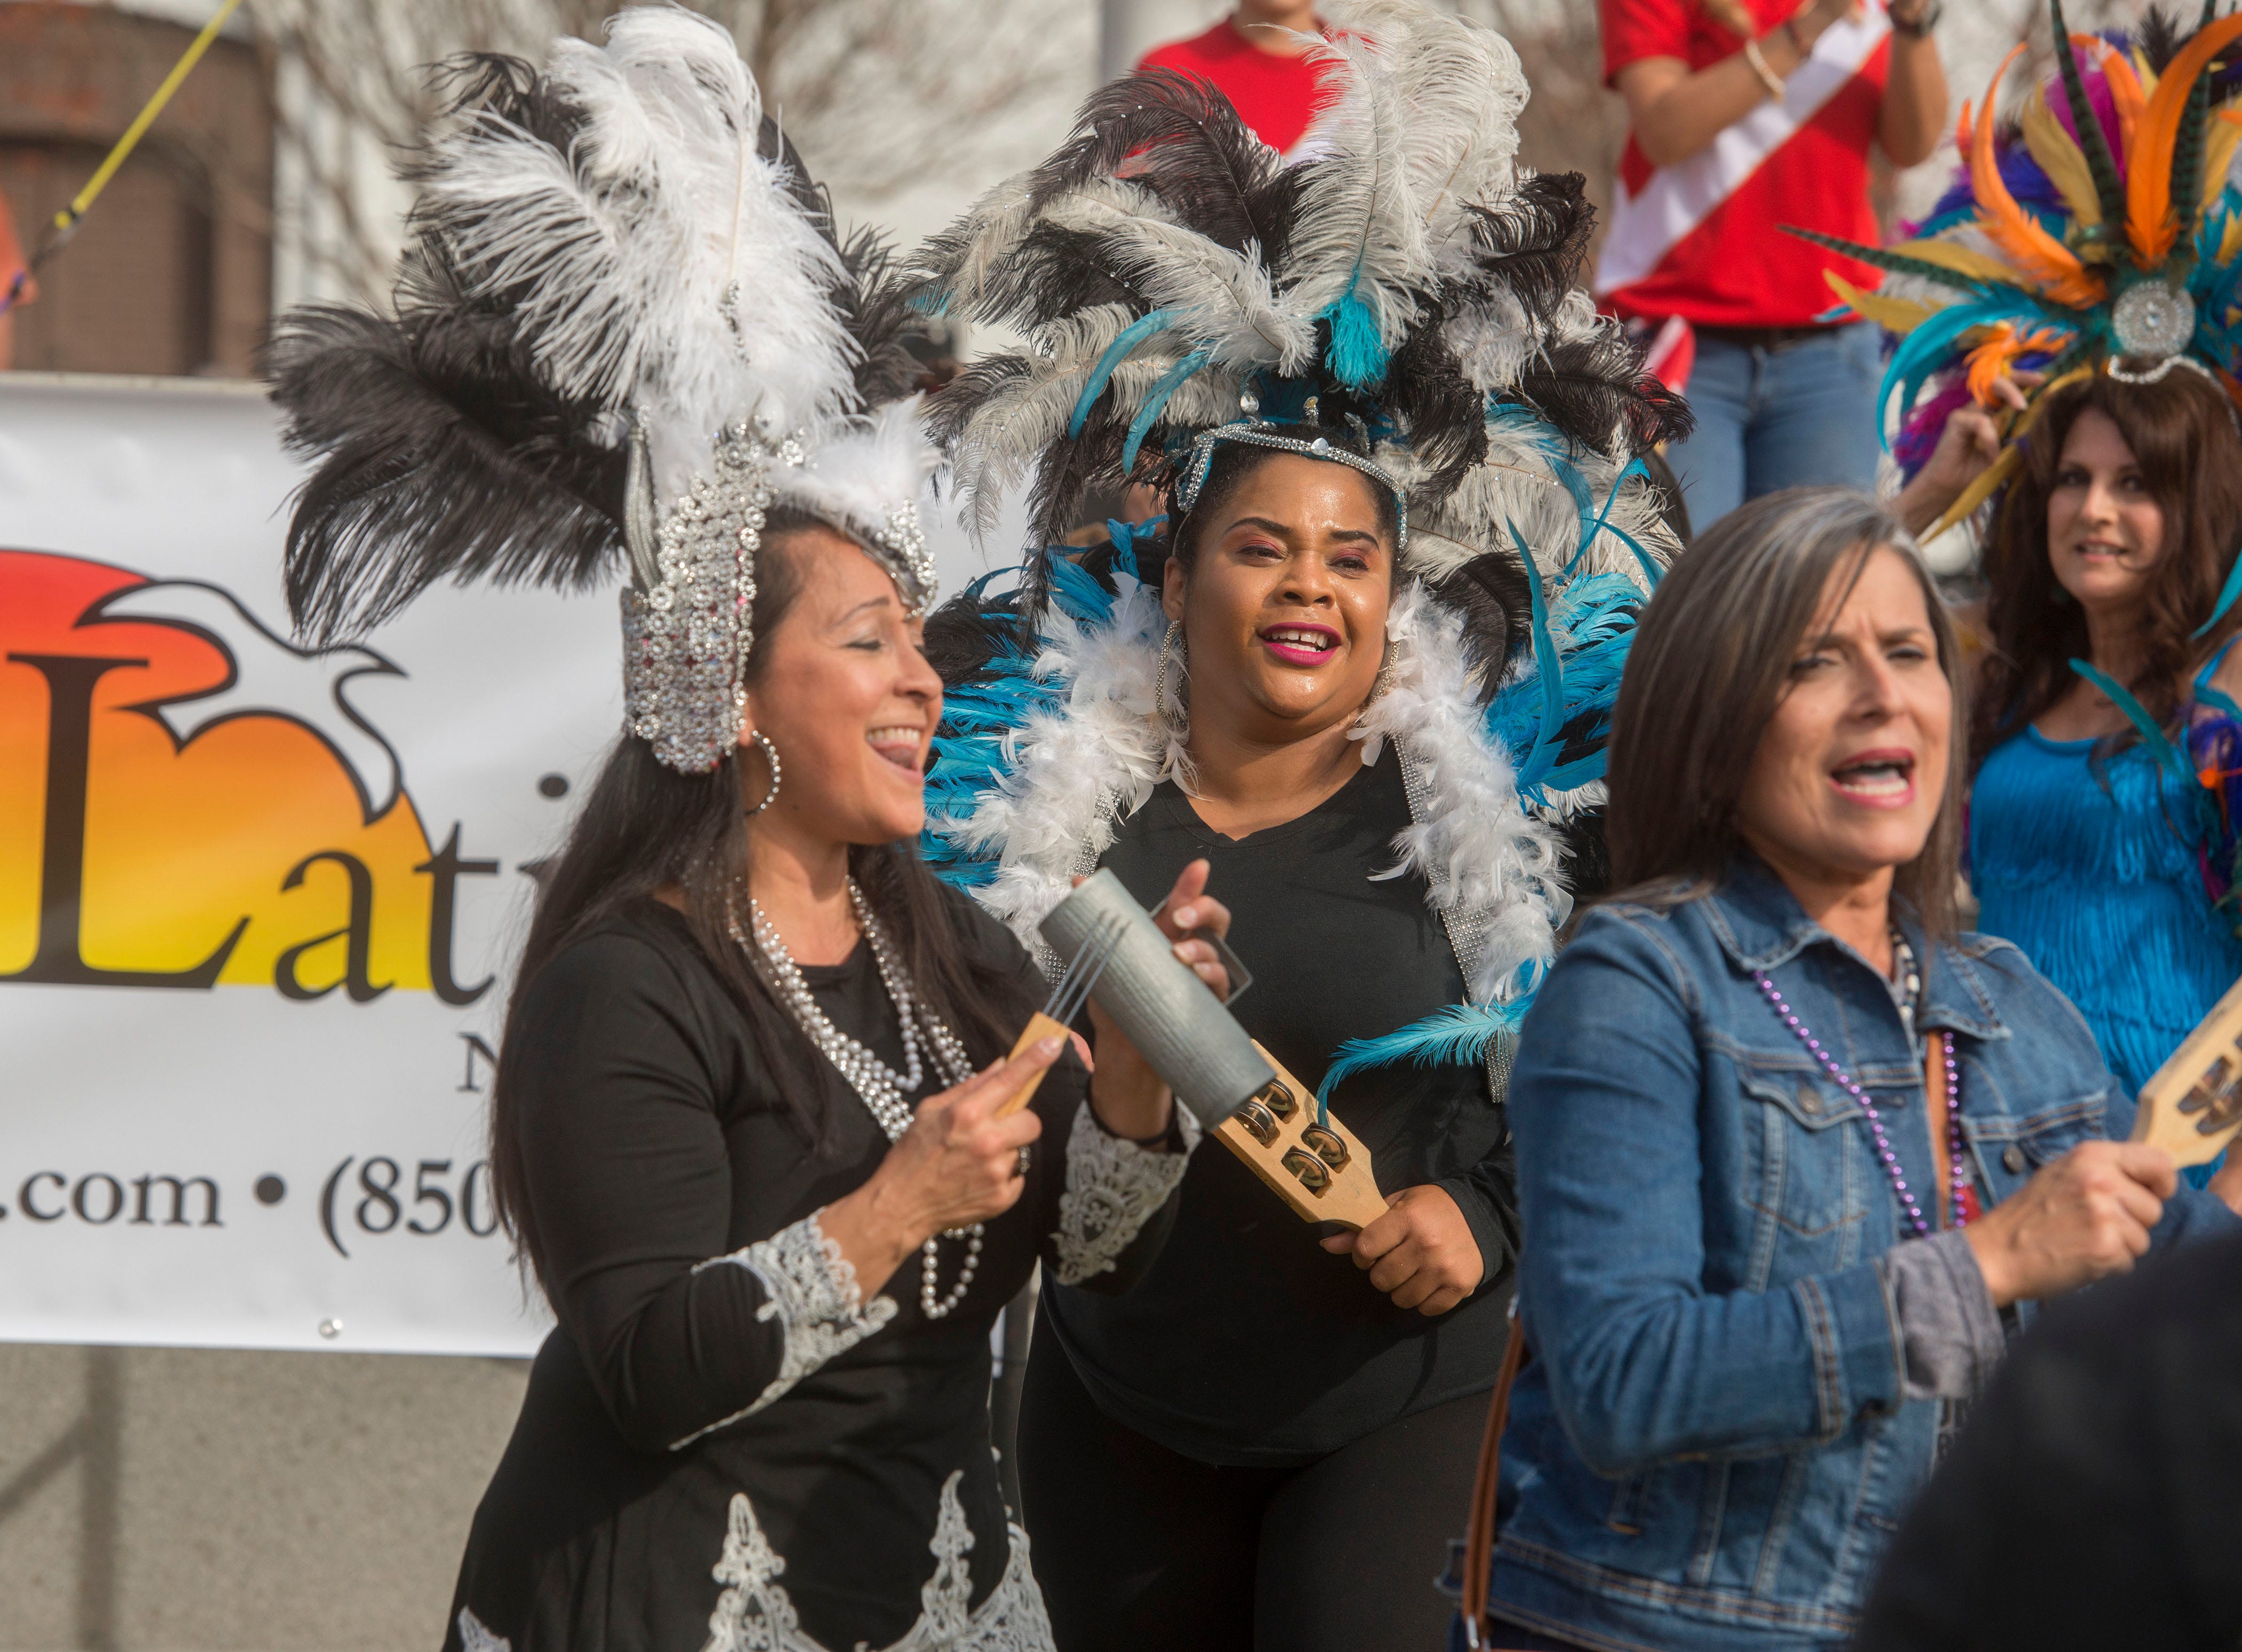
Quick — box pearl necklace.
[1752,943,1971,1239]
[729,882,986,1318]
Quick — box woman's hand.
[819,1038,1061,1295]
[1320,1184,1485,1315]
[1894,374,2036,538]
[1965,1140,2175,1307]
[1080,858,1234,1143]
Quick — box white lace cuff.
[1050,1101,1195,1286]
[671,1208,897,1449]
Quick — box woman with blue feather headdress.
[902,4,1690,1646]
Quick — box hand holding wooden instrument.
[1035,872,1386,1230]
[994,913,1125,1120]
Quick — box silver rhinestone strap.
[621,423,799,775]
[1175,420,1409,551]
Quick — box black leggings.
[1016,1317,1488,1652]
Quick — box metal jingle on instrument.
[1299,1125,1349,1170]
[1237,1100,1280,1147]
[1256,1079,1297,1119]
[1281,1147,1331,1193]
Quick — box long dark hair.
[1972,369,2242,769]
[490,518,1037,1297]
[1604,487,1966,937]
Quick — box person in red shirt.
[1137,0,1332,156]
[1599,0,1948,532]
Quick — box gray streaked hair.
[1601,486,1965,937]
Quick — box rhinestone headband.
[868,500,937,618]
[1174,419,1409,552]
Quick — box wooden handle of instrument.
[996,1012,1069,1118]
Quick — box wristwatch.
[1889,0,1941,39]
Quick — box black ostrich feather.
[1021,398,1140,605]
[1503,328,1693,457]
[266,304,626,645]
[2141,5,2186,75]
[1380,304,1490,504]
[1456,172,1597,326]
[974,220,1155,334]
[1028,69,1301,262]
[924,354,1031,455]
[1560,805,1613,900]
[417,52,587,159]
[834,227,933,407]
[924,584,1021,689]
[1430,550,1534,706]
[751,116,930,409]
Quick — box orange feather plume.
[1964,323,2069,407]
[2125,12,2242,266]
[2077,35,2146,162]
[1970,46,2105,306]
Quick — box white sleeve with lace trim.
[669,1208,897,1449]
[1049,1100,1197,1287]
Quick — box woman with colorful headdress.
[1823,1,2242,1185]
[263,13,1232,1650]
[905,5,1688,1645]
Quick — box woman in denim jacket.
[1480,488,2242,1652]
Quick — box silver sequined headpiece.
[620,414,939,775]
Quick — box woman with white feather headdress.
[264,11,1235,1651]
[906,4,1689,1647]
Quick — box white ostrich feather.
[919,171,1040,313]
[1327,1,1527,263]
[1353,583,1568,999]
[1441,286,1536,396]
[948,319,1236,544]
[1040,191,1316,373]
[416,7,856,500]
[1283,27,1432,351]
[932,584,1182,945]
[1432,426,1678,593]
[941,574,1574,996]
[773,397,940,565]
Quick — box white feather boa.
[934,578,1567,1005]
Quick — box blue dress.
[1971,717,2242,1185]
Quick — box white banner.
[0,374,621,1354]
[0,374,997,1356]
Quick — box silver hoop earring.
[744,729,783,816]
[1155,621,1188,727]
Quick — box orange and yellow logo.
[2,549,493,1002]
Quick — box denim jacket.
[1486,858,2238,1652]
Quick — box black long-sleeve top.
[444,895,1187,1652]
[1043,747,1517,1466]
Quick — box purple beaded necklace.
[1751,934,1971,1237]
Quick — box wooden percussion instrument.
[1211,1041,1387,1231]
[2130,974,2242,1166]
[1023,874,1388,1230]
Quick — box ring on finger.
[1015,1145,1032,1179]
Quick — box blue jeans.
[1663,321,1883,534]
